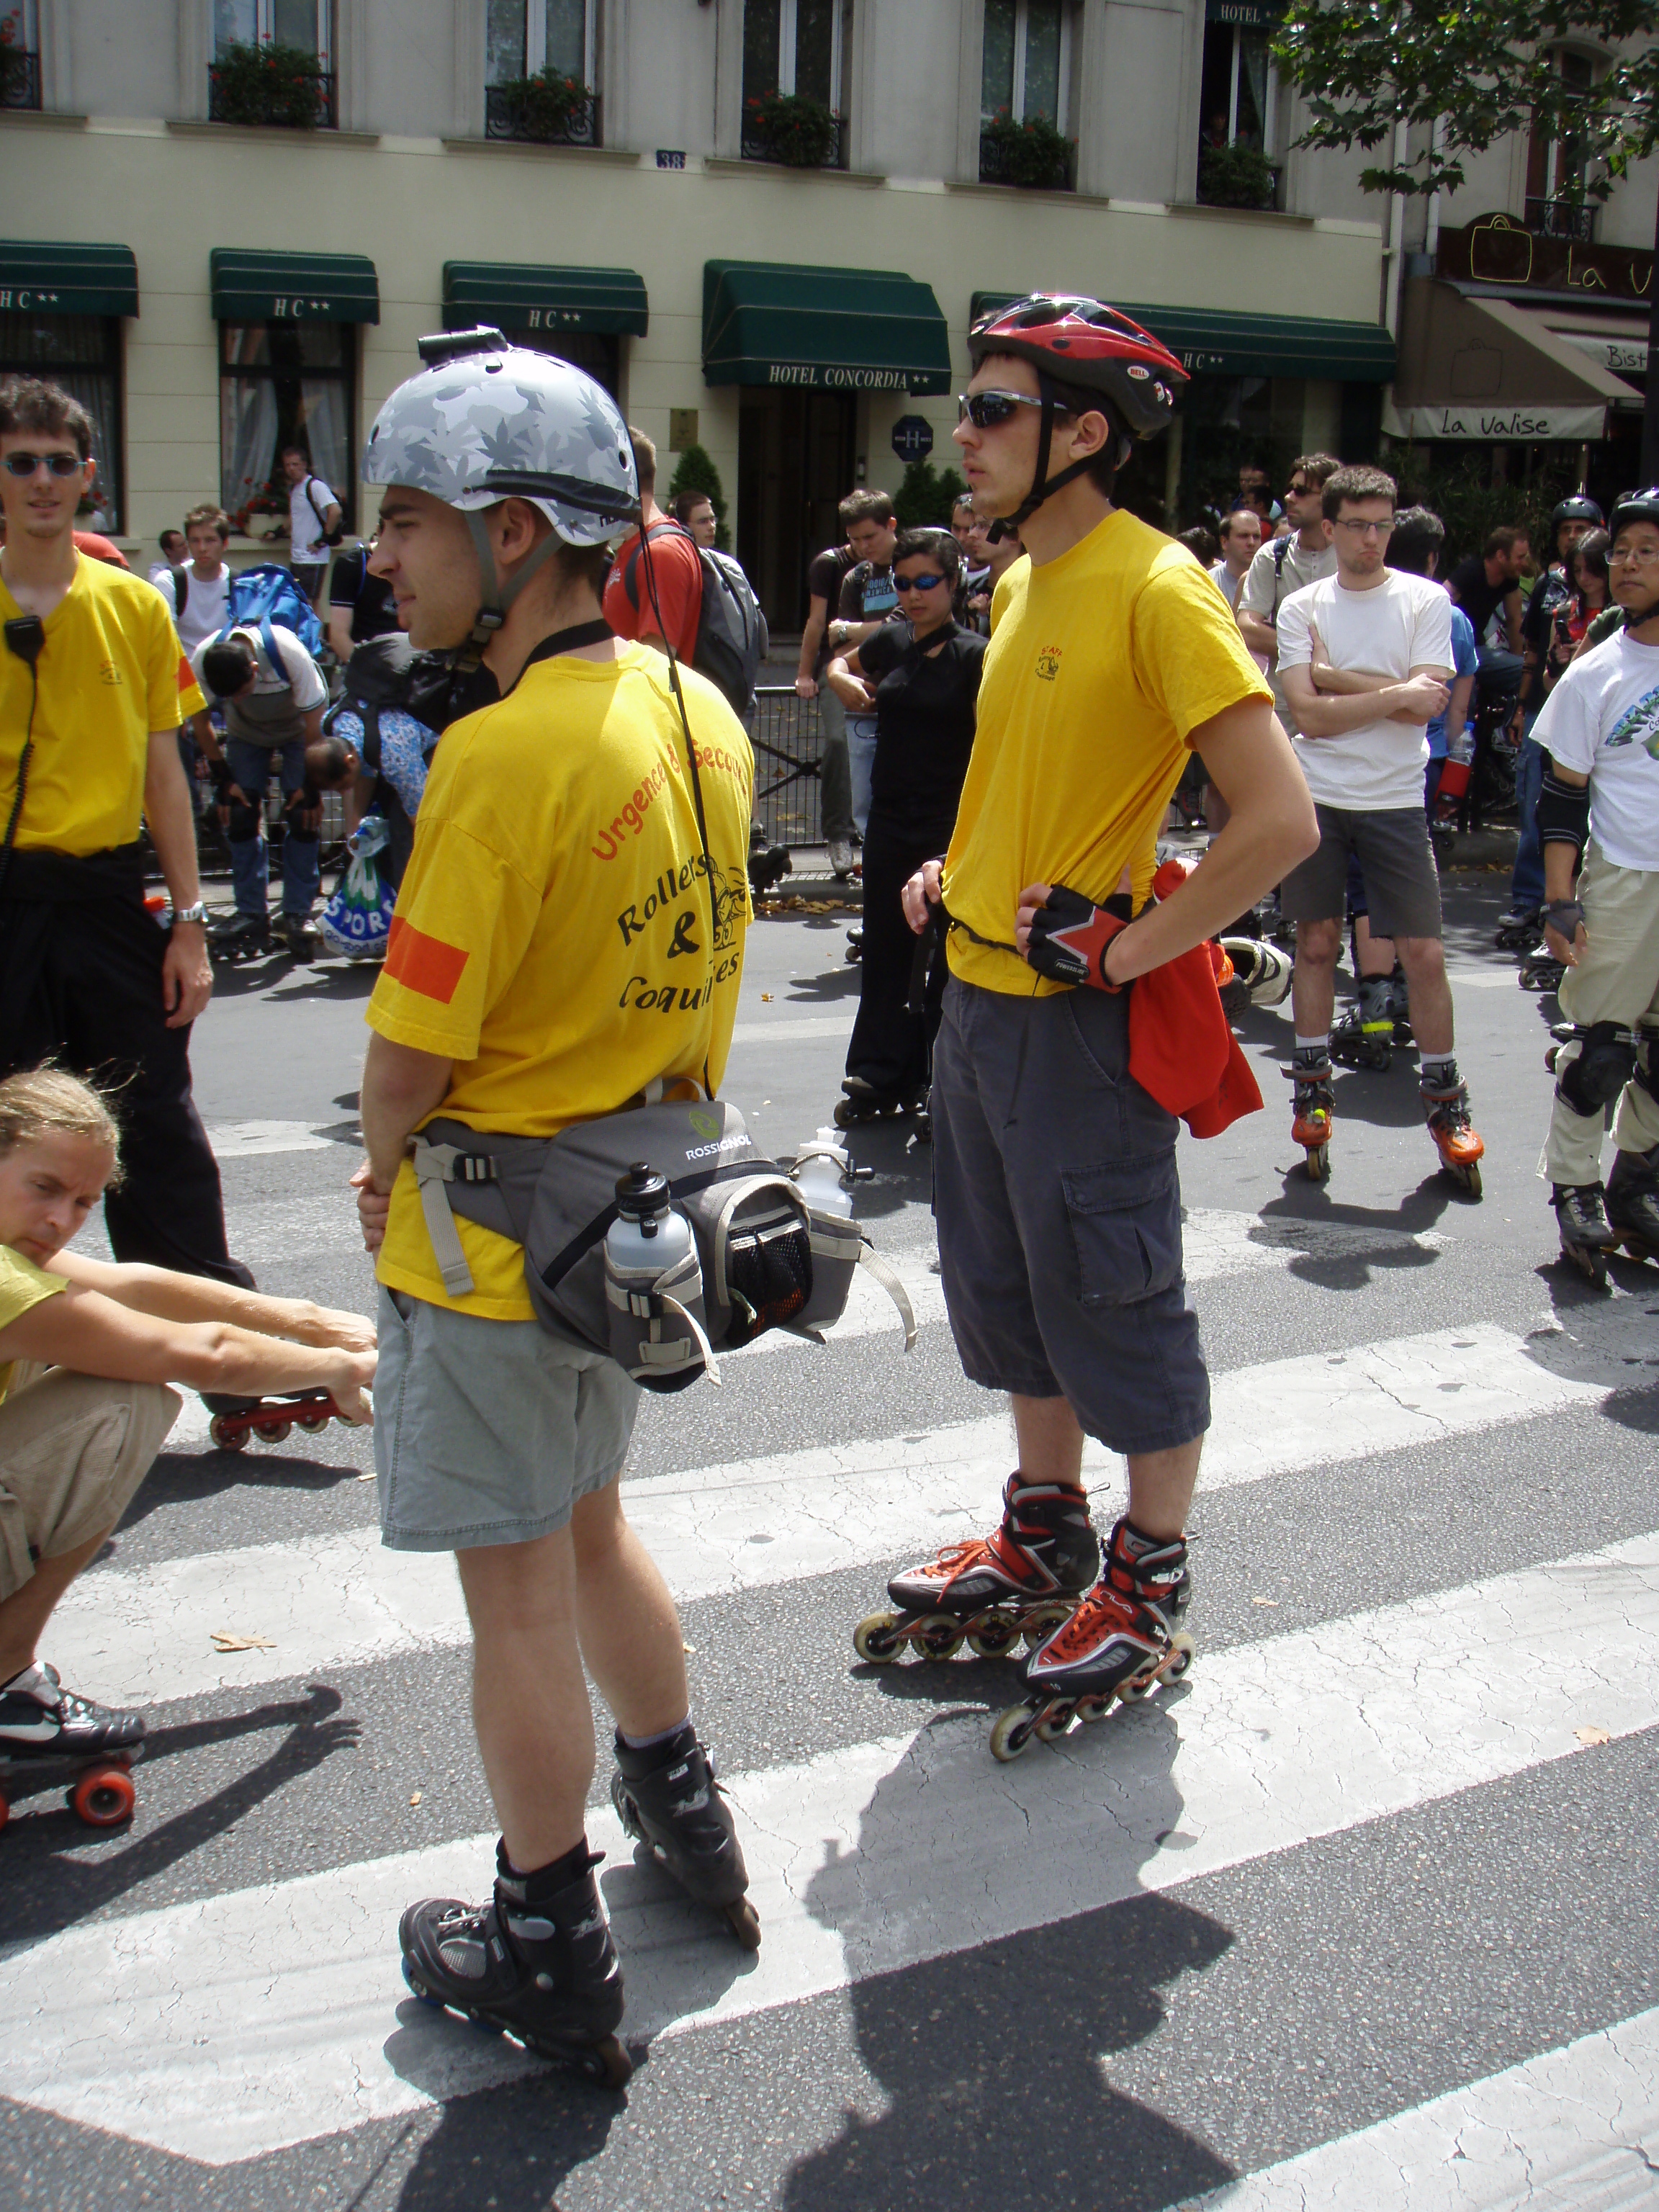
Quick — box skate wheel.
[207,1415,248,1452]
[1118,1671,1154,1703]
[1564,1243,1611,1288]
[915,1614,964,1661]
[1164,1634,1196,1682]
[1304,1144,1330,1184]
[1020,1602,1074,1651]
[852,1612,904,1665]
[1074,1695,1112,1724]
[582,2035,634,2090]
[1034,1707,1075,1742]
[1447,1161,1482,1200]
[253,1419,292,1443]
[467,2009,507,2037]
[723,1897,763,1951]
[295,1410,331,1434]
[71,1766,135,1827]
[989,1705,1038,1763]
[400,1958,442,2008]
[966,1614,1020,1660]
[832,1098,857,1130]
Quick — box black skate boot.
[1553,1182,1617,1287]
[0,1662,144,1831]
[209,909,269,961]
[834,1075,926,1128]
[611,1723,760,1948]
[400,1838,631,2086]
[1605,1146,1659,1265]
[1494,905,1542,955]
[989,1519,1194,1763]
[853,1473,1100,1665]
[271,912,318,960]
[1331,974,1395,1071]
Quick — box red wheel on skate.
[0,1786,10,1834]
[71,1766,135,1828]
[253,1419,293,1444]
[208,1415,248,1452]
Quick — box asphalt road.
[4,865,1658,2212]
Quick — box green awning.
[0,240,138,317]
[444,261,647,338]
[210,248,379,324]
[704,261,951,395]
[969,294,1395,383]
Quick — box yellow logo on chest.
[1035,646,1062,681]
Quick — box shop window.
[1526,50,1599,242]
[1,1,40,111]
[1197,17,1280,210]
[220,320,353,536]
[212,1,336,127]
[742,0,850,168]
[0,310,123,531]
[485,0,599,142]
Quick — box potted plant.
[489,66,595,143]
[1197,141,1279,210]
[744,89,840,168]
[979,109,1076,192]
[209,37,328,129]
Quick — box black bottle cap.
[615,1161,669,1220]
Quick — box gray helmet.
[1609,487,1659,541]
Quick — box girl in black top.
[826,528,987,1105]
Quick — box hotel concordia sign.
[765,362,914,389]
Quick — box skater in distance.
[0,1068,373,1823]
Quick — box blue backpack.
[212,563,325,675]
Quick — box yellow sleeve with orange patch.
[365,819,542,1062]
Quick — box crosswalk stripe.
[207,1120,341,1158]
[11,1531,1658,2165]
[59,1324,1601,1709]
[1187,2002,1659,2210]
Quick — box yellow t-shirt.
[0,1244,66,1404]
[368,644,755,1320]
[0,553,183,855]
[942,510,1272,995]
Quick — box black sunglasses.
[3,451,84,478]
[957,390,1051,430]
[896,572,948,592]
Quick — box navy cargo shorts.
[931,976,1210,1457]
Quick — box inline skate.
[400,1839,631,2087]
[1606,1145,1659,1265]
[1330,972,1396,1072]
[1493,904,1542,955]
[202,1388,351,1452]
[208,909,270,962]
[833,1076,927,1128]
[1519,945,1566,994]
[853,1473,1099,1665]
[0,1663,143,1834]
[271,912,318,960]
[989,1519,1194,1763]
[1420,1064,1485,1197]
[1553,1182,1617,1287]
[610,1724,760,1948]
[1285,1048,1334,1182]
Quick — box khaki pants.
[1545,845,1659,1187]
[0,1368,179,1601]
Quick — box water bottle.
[791,1128,853,1218]
[603,1163,704,1387]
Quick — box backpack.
[322,635,456,882]
[621,522,769,717]
[168,565,189,617]
[212,563,325,669]
[303,476,346,549]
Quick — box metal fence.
[749,686,826,850]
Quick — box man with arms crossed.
[1274,464,1483,1192]
[893,295,1316,1740]
[353,334,755,2083]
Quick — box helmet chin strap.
[459,508,566,660]
[986,384,1130,541]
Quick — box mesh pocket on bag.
[722,1200,813,1344]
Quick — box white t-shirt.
[192,622,328,745]
[1237,532,1337,725]
[1532,631,1659,873]
[1276,570,1455,812]
[1210,559,1246,611]
[171,566,231,656]
[289,477,338,566]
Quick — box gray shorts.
[932,978,1210,1457]
[1280,803,1443,939]
[374,1285,639,1552]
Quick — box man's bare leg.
[0,1530,109,1685]
[570,1480,689,1739]
[1012,1393,1202,1539]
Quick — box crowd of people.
[3,288,1658,2080]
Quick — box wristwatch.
[172,901,210,927]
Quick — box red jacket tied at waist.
[1125,859,1262,1138]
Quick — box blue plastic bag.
[318,814,397,961]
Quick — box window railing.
[1524,196,1596,243]
[741,96,846,171]
[485,82,601,146]
[979,121,1076,192]
[1196,142,1282,212]
[207,60,336,130]
[0,46,42,109]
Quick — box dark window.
[219,320,354,534]
[500,327,619,401]
[0,310,123,531]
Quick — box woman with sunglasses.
[826,528,986,1118]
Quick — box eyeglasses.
[1611,545,1659,567]
[1334,517,1393,538]
[958,390,1049,430]
[2,451,84,478]
[895,572,948,592]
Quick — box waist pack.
[411,1098,914,1392]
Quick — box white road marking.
[728,1014,856,1043]
[1191,2003,1659,2210]
[57,1326,1601,1709]
[12,1532,1659,2164]
[206,1120,341,1158]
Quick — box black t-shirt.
[1521,566,1570,654]
[858,618,986,833]
[1447,555,1515,645]
[806,544,857,674]
[838,560,901,625]
[329,545,400,645]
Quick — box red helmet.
[968,295,1187,444]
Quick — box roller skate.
[208,909,270,962]
[1553,1182,1617,1288]
[1606,1145,1659,1265]
[989,1519,1194,1763]
[400,1838,631,2087]
[1285,1048,1333,1182]
[610,1724,760,1948]
[845,923,863,963]
[1493,904,1542,956]
[853,1473,1099,1667]
[202,1388,349,1452]
[833,1075,927,1129]
[1330,974,1395,1072]
[1519,946,1566,994]
[1420,1064,1484,1198]
[271,912,318,960]
[0,1663,143,1834]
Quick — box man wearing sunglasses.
[0,376,248,1290]
[1236,455,1339,728]
[890,295,1316,1739]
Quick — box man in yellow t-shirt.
[350,334,755,2080]
[0,374,248,1290]
[893,295,1318,1736]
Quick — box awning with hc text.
[210,249,379,324]
[969,294,1395,382]
[703,261,951,395]
[0,240,138,317]
[443,261,648,338]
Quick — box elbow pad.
[1537,765,1591,855]
[1025,885,1133,992]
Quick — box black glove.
[1025,886,1133,992]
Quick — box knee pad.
[226,796,263,842]
[1635,1027,1659,1104]
[1555,1020,1637,1118]
[284,820,320,848]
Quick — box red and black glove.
[1025,886,1133,992]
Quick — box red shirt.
[603,521,702,662]
[73,530,129,568]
